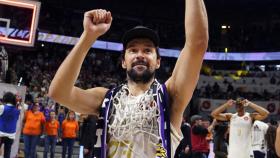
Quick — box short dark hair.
[3,92,16,105]
[236,97,245,106]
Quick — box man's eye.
[129,49,138,53]
[144,49,152,53]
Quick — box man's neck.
[127,78,155,96]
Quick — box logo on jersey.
[244,116,249,121]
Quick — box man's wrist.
[81,31,99,42]
[245,101,251,107]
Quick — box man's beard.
[127,61,155,84]
[127,69,155,84]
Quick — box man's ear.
[156,58,161,69]
[122,59,127,69]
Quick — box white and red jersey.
[228,112,253,158]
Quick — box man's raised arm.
[211,100,234,121]
[166,0,209,130]
[48,10,112,114]
[244,100,269,120]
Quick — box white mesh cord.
[108,85,161,156]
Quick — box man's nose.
[135,51,145,59]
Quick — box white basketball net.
[108,85,161,155]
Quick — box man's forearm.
[211,103,228,117]
[48,32,98,99]
[248,101,269,117]
[185,0,208,49]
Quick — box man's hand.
[184,146,190,154]
[83,9,112,38]
[226,99,235,108]
[241,99,250,107]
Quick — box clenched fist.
[83,9,112,38]
[226,99,235,108]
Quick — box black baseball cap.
[122,26,160,49]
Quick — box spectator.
[43,104,52,121]
[265,125,278,158]
[58,107,66,143]
[61,111,79,158]
[213,82,220,94]
[202,117,214,143]
[213,122,229,158]
[251,120,269,158]
[190,115,210,158]
[44,111,59,158]
[227,83,234,93]
[205,83,212,97]
[0,92,20,158]
[22,103,46,158]
[175,116,192,158]
[80,114,97,158]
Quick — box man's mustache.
[132,60,148,67]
